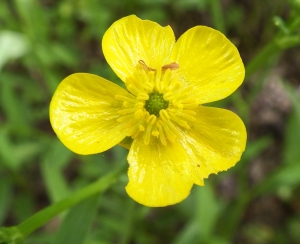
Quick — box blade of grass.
[52,194,99,244]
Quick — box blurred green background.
[1,0,300,243]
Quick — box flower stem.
[17,161,127,237]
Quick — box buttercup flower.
[50,15,247,207]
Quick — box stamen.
[117,114,134,123]
[183,103,198,109]
[162,62,179,71]
[144,123,153,145]
[139,60,156,72]
[115,60,197,147]
[161,122,176,143]
[121,121,135,131]
[118,108,136,115]
[157,122,167,146]
[127,84,142,96]
[132,130,141,139]
[151,124,159,137]
[137,93,149,101]
[167,79,182,91]
[169,115,190,129]
[181,98,198,109]
[122,101,130,108]
[163,91,174,101]
[128,120,145,138]
[148,71,155,86]
[155,66,162,92]
[143,81,153,93]
[160,69,172,91]
[166,120,181,137]
[173,102,184,110]
[135,102,144,109]
[181,98,197,104]
[159,109,170,122]
[181,109,197,116]
[115,95,136,103]
[177,111,196,121]
[146,114,157,125]
[127,122,143,136]
[135,109,144,119]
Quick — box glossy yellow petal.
[126,136,195,207]
[50,73,134,155]
[102,15,175,83]
[170,26,245,104]
[179,106,247,180]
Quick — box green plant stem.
[210,0,226,34]
[17,161,127,237]
[245,41,278,80]
[245,15,300,80]
[120,199,136,244]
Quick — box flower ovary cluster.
[145,92,169,117]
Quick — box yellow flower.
[50,15,247,207]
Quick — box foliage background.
[1,0,300,243]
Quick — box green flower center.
[145,92,169,117]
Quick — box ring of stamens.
[115,60,197,146]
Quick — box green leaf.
[0,73,29,126]
[0,178,12,225]
[0,226,24,244]
[52,195,99,244]
[41,140,73,203]
[0,31,28,70]
[172,184,222,243]
[281,81,300,165]
[282,112,300,165]
[0,127,22,171]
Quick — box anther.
[135,102,144,109]
[135,109,144,119]
[146,114,157,125]
[127,84,141,96]
[163,91,174,101]
[139,125,145,131]
[159,109,170,121]
[162,62,179,71]
[137,93,149,101]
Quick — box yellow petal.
[50,73,134,155]
[179,105,247,180]
[170,26,245,104]
[102,15,175,83]
[126,136,195,207]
